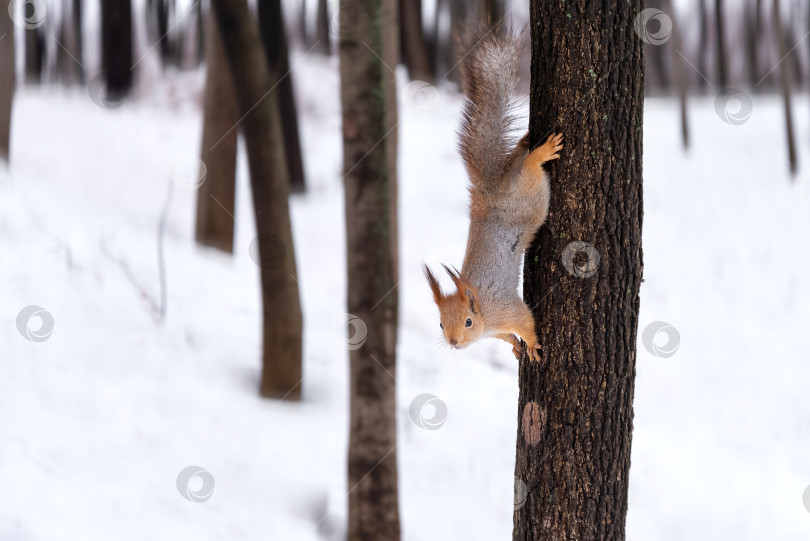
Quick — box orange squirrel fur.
[423,26,562,362]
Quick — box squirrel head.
[423,264,483,349]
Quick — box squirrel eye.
[465,318,472,327]
[439,322,443,329]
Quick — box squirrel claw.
[525,343,542,363]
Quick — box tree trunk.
[715,0,728,88]
[697,0,708,90]
[258,0,307,193]
[210,0,303,400]
[745,0,759,87]
[773,0,797,175]
[195,10,239,254]
[445,0,467,83]
[101,0,133,100]
[195,0,205,66]
[74,0,85,83]
[643,0,669,95]
[57,0,82,85]
[514,2,644,539]
[666,0,689,149]
[24,27,44,85]
[479,0,503,25]
[339,0,401,538]
[0,1,14,163]
[315,0,331,54]
[400,0,434,82]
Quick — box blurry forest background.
[2,0,810,540]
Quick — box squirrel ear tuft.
[423,264,443,304]
[441,263,463,290]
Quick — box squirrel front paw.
[543,133,564,161]
[524,341,542,363]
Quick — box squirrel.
[423,26,563,363]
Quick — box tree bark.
[0,0,14,162]
[714,0,728,88]
[258,0,307,193]
[195,9,239,253]
[339,0,401,539]
[773,0,797,175]
[514,2,644,540]
[211,0,303,399]
[400,0,434,82]
[101,0,133,99]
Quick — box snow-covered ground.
[2,53,810,540]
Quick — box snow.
[2,52,810,540]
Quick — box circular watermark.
[170,155,207,190]
[561,241,600,278]
[248,234,287,270]
[402,81,440,117]
[802,485,810,513]
[9,0,47,30]
[490,474,529,511]
[714,89,753,125]
[642,321,680,358]
[330,4,360,37]
[409,393,447,430]
[345,313,367,350]
[634,8,672,45]
[87,74,126,110]
[16,305,54,342]
[176,466,215,503]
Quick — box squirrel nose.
[449,338,458,346]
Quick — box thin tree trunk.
[298,0,308,46]
[315,0,331,54]
[339,0,401,538]
[258,0,307,193]
[74,0,85,83]
[101,0,133,99]
[745,0,760,87]
[643,0,669,94]
[210,0,303,400]
[715,0,728,88]
[195,0,204,66]
[666,0,689,149]
[24,27,44,85]
[57,0,81,85]
[400,0,434,82]
[445,0,467,83]
[774,0,797,175]
[195,10,238,253]
[479,0,502,25]
[515,1,644,539]
[698,0,708,90]
[0,1,15,163]
[786,2,803,90]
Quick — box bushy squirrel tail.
[458,24,523,192]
